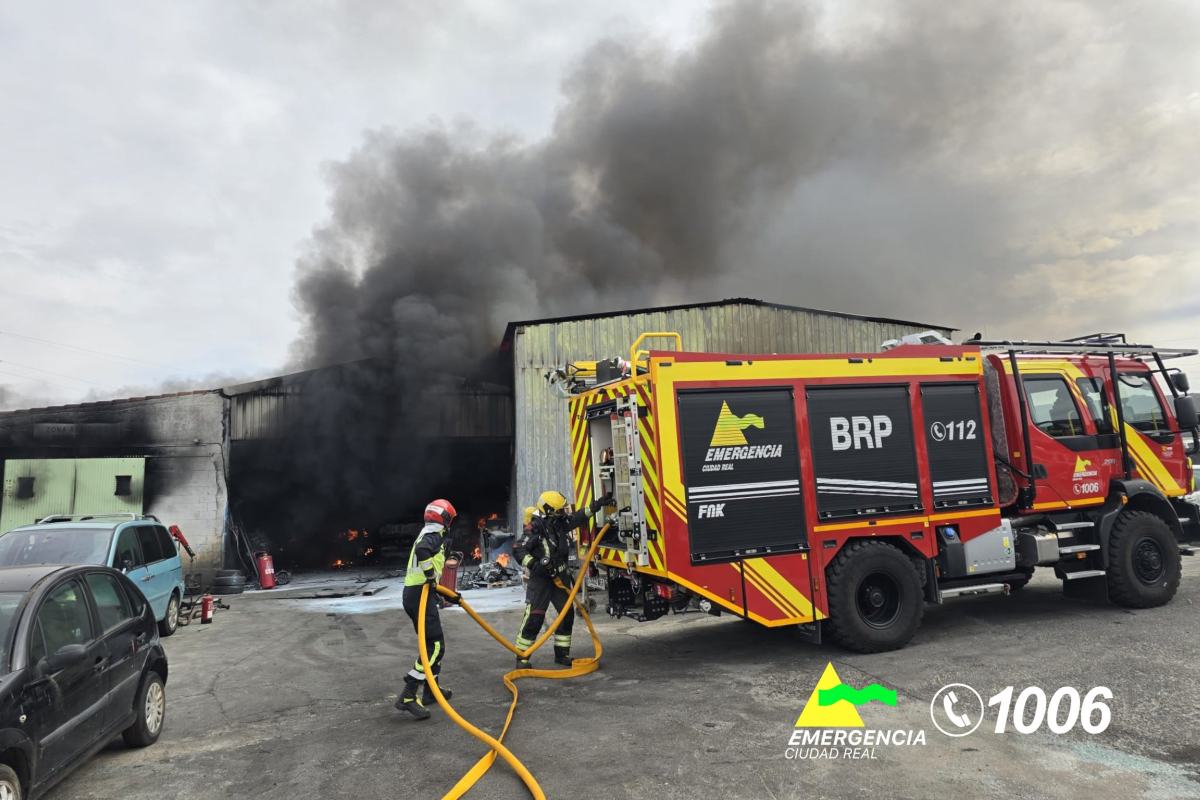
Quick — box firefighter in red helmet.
[397,498,457,720]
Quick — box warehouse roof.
[499,297,954,349]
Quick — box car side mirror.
[1171,372,1191,393]
[43,643,88,673]
[1175,395,1198,429]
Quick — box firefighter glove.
[591,493,614,513]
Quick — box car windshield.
[0,528,112,567]
[0,592,25,671]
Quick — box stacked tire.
[212,569,246,595]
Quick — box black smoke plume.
[252,1,1196,562]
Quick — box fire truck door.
[1019,373,1113,505]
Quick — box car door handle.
[141,575,153,582]
[92,656,107,674]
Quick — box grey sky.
[1,1,1198,409]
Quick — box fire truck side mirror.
[1171,371,1191,394]
[1174,395,1198,429]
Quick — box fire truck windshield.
[1118,373,1170,433]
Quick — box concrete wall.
[0,391,230,569]
[141,394,229,570]
[509,300,955,523]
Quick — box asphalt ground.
[49,557,1200,800]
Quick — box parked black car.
[0,565,168,799]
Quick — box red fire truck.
[553,332,1199,652]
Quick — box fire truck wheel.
[825,540,924,653]
[1106,510,1181,608]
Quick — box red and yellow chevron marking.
[569,398,593,514]
[731,558,821,623]
[1125,426,1186,496]
[662,488,687,522]
[572,380,670,573]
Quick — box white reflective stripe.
[688,480,800,494]
[933,478,989,487]
[689,488,801,502]
[818,488,919,496]
[816,478,918,489]
[934,487,991,495]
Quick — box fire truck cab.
[553,332,1199,652]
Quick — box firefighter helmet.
[424,499,457,527]
[523,506,538,525]
[537,490,568,515]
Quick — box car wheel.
[158,593,180,637]
[824,540,925,653]
[0,764,21,800]
[123,671,166,748]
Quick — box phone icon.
[931,683,984,737]
[942,691,971,728]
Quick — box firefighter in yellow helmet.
[513,489,611,667]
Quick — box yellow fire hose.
[417,524,610,799]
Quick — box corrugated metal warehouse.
[0,297,953,570]
[502,298,954,523]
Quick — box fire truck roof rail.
[971,338,1197,360]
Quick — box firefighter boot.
[554,646,573,667]
[396,677,431,720]
[421,681,452,706]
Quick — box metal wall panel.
[0,457,145,532]
[0,458,76,532]
[231,382,512,441]
[510,302,953,522]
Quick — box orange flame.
[496,553,511,568]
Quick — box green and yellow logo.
[795,663,898,728]
[710,402,765,446]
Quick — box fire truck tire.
[1105,510,1181,608]
[825,540,924,653]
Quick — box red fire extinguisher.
[200,594,214,624]
[255,552,277,590]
